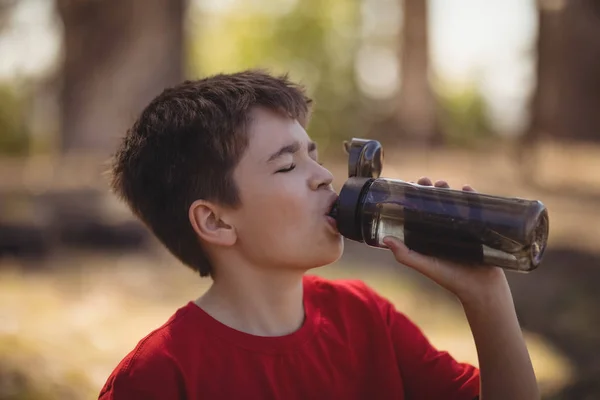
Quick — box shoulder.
[99,303,197,398]
[122,302,198,370]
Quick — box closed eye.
[276,164,296,173]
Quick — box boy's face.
[228,107,343,271]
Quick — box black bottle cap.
[333,177,373,242]
[343,138,383,179]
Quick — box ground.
[1,140,599,399]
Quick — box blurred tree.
[0,0,15,31]
[523,0,563,148]
[55,0,187,155]
[189,0,362,154]
[0,83,29,155]
[525,0,600,144]
[437,82,493,148]
[396,0,440,146]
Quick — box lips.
[325,215,338,232]
[325,194,339,217]
[324,194,340,233]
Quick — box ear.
[189,200,237,247]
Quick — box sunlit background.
[1,0,599,398]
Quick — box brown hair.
[110,70,313,276]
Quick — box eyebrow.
[267,141,317,162]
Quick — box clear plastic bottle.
[330,139,550,272]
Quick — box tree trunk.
[0,0,16,32]
[56,0,186,156]
[526,0,600,143]
[559,0,600,142]
[397,0,440,146]
[524,0,564,146]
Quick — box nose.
[309,162,334,191]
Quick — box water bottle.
[329,138,550,272]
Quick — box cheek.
[261,189,308,227]
[234,183,343,268]
[238,184,312,239]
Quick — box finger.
[382,236,442,277]
[417,177,432,186]
[434,179,457,216]
[462,184,476,192]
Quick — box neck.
[196,260,306,337]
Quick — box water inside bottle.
[373,201,488,264]
[368,183,548,271]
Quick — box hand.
[382,177,509,305]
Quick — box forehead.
[244,107,311,159]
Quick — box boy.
[99,70,539,399]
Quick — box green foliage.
[188,0,363,154]
[0,82,29,155]
[436,81,494,147]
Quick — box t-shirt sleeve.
[98,347,185,400]
[366,283,480,400]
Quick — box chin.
[283,235,344,271]
[310,237,344,268]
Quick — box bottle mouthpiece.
[328,200,339,219]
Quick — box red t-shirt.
[99,275,479,399]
